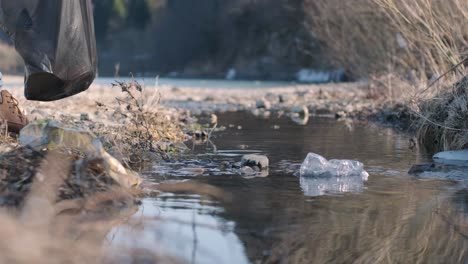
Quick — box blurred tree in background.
[1,0,316,78]
[91,0,316,78]
[127,0,151,29]
[93,0,148,40]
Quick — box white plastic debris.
[296,69,345,83]
[300,153,369,178]
[226,68,237,80]
[433,150,468,166]
[299,153,369,196]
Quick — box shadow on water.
[110,113,468,263]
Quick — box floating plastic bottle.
[300,153,369,178]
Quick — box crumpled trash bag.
[0,0,97,101]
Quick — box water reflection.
[299,174,367,197]
[263,178,468,264]
[108,195,250,264]
[114,113,468,263]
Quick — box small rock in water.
[241,154,269,170]
[232,162,242,169]
[300,152,367,178]
[335,111,347,119]
[220,161,231,170]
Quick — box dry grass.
[417,76,468,151]
[305,0,396,77]
[366,73,420,104]
[305,0,467,81]
[306,0,468,150]
[374,0,467,77]
[0,79,204,263]
[92,80,188,164]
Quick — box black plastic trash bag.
[0,0,97,101]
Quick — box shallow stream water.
[106,112,468,264]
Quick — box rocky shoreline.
[2,76,416,175]
[0,76,427,263]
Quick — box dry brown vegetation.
[0,80,204,263]
[417,76,468,151]
[93,80,189,164]
[305,0,467,82]
[306,0,467,150]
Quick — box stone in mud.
[19,120,142,188]
[335,111,347,119]
[80,113,90,121]
[241,154,269,170]
[256,99,271,110]
[279,94,293,103]
[433,150,468,166]
[265,92,279,104]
